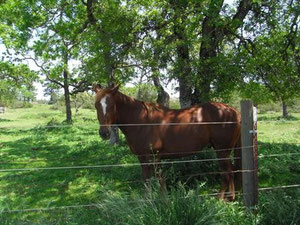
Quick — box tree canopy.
[0,0,299,116]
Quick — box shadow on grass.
[1,124,299,216]
[0,125,142,211]
[0,118,13,123]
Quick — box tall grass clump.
[95,183,255,225]
[257,190,300,225]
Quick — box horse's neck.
[115,92,147,125]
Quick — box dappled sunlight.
[0,105,299,224]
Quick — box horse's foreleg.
[216,150,235,201]
[138,156,155,188]
[155,164,167,195]
[138,155,167,194]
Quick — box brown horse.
[93,85,241,200]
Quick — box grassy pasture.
[0,105,299,224]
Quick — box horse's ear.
[93,84,102,93]
[111,84,120,94]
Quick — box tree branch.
[23,57,65,89]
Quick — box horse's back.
[148,102,240,156]
[199,102,241,149]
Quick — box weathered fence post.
[241,100,258,208]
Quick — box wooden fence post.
[241,100,258,208]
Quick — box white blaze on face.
[100,95,108,116]
[197,108,203,121]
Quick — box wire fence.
[1,184,300,214]
[1,142,299,165]
[1,120,299,215]
[0,121,239,130]
[0,145,257,164]
[1,118,299,130]
[1,151,300,173]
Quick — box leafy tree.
[43,82,60,105]
[239,0,300,117]
[0,0,90,123]
[0,61,37,106]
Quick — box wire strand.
[1,184,299,214]
[0,157,241,173]
[0,145,259,164]
[1,151,300,173]
[0,121,239,130]
[258,152,300,158]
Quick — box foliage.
[0,61,37,106]
[238,0,300,105]
[121,84,158,102]
[72,92,94,111]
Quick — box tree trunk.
[178,77,192,108]
[282,100,289,118]
[174,27,192,108]
[105,51,120,145]
[195,1,222,104]
[152,69,170,107]
[193,0,252,104]
[169,1,193,109]
[63,69,72,124]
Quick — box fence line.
[1,184,299,214]
[1,151,299,173]
[1,118,300,129]
[0,121,239,130]
[0,169,257,191]
[1,118,299,130]
[257,120,300,123]
[258,152,300,158]
[258,184,300,191]
[2,142,300,165]
[1,151,300,173]
[0,170,255,195]
[0,157,241,173]
[175,169,256,180]
[0,145,259,164]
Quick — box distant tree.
[239,0,300,117]
[0,0,90,123]
[44,82,60,105]
[0,61,37,106]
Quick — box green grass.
[0,105,299,224]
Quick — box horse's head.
[93,84,120,140]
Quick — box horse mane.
[95,88,168,115]
[115,91,167,113]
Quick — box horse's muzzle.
[99,128,110,140]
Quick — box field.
[0,104,299,225]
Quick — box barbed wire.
[1,184,299,214]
